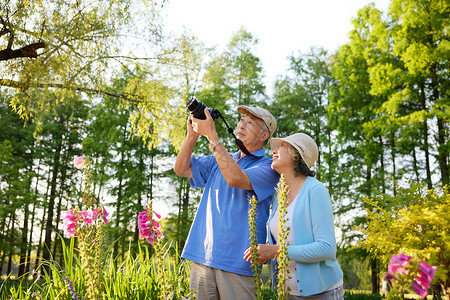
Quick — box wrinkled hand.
[190,109,217,141]
[186,114,200,139]
[243,244,279,266]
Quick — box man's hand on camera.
[187,115,200,139]
[191,108,218,142]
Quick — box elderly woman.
[244,133,344,300]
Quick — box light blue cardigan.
[268,176,343,296]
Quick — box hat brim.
[270,138,284,151]
[270,136,310,167]
[237,105,274,138]
[237,106,256,118]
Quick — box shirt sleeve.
[188,155,216,188]
[243,158,280,202]
[287,183,337,262]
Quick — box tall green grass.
[1,238,192,300]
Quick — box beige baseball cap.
[237,105,277,138]
[270,133,318,168]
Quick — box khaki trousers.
[189,262,256,300]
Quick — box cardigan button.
[300,289,303,293]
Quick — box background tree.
[0,0,188,151]
[271,47,334,181]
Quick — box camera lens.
[186,98,207,120]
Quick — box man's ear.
[260,129,270,142]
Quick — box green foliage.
[344,290,383,300]
[337,248,372,290]
[224,27,266,106]
[361,182,450,292]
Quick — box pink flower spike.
[390,253,412,266]
[385,272,397,281]
[101,207,109,223]
[62,210,77,222]
[153,220,161,229]
[66,229,77,238]
[388,264,409,275]
[73,156,86,169]
[91,208,101,219]
[139,227,151,238]
[138,211,149,222]
[147,232,156,244]
[80,211,93,225]
[412,281,428,299]
[415,275,431,289]
[418,261,437,283]
[153,211,161,220]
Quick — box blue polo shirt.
[181,148,280,276]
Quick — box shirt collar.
[232,147,266,159]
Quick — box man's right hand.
[187,114,200,140]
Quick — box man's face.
[236,113,268,148]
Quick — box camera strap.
[217,113,254,156]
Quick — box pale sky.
[162,0,391,93]
[154,0,391,217]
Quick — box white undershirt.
[269,198,343,296]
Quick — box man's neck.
[240,145,264,158]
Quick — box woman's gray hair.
[288,145,316,177]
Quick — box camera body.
[186,98,220,120]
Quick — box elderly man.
[174,104,280,300]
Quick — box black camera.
[186,98,220,120]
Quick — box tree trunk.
[7,213,15,276]
[25,157,42,275]
[42,122,64,272]
[419,84,432,189]
[35,166,52,275]
[437,117,449,185]
[430,61,449,186]
[53,150,68,263]
[113,130,126,259]
[371,257,379,294]
[390,134,397,196]
[379,136,386,194]
[18,204,29,277]
[412,148,420,182]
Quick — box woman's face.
[271,141,294,174]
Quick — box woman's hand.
[243,244,279,266]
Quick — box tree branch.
[0,42,46,61]
[0,78,145,104]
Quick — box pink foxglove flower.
[385,272,397,281]
[102,207,109,223]
[138,209,163,244]
[412,281,429,299]
[73,156,86,169]
[412,261,437,299]
[62,209,78,238]
[61,206,109,238]
[387,253,412,277]
[418,261,437,286]
[385,253,437,300]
